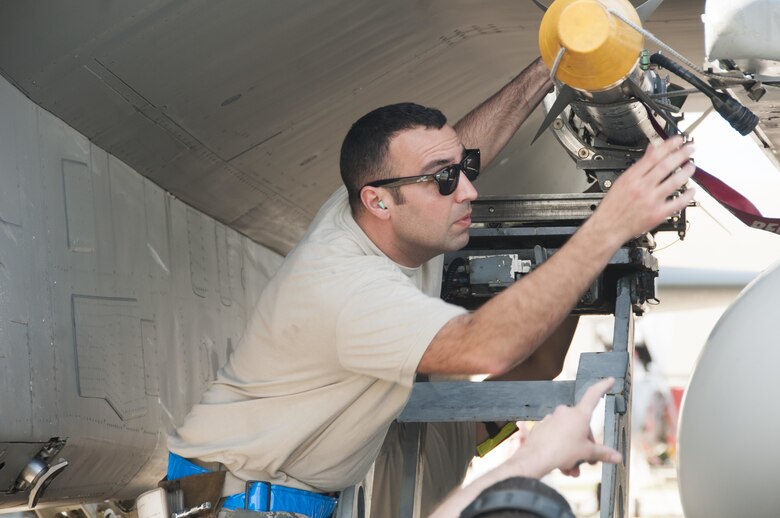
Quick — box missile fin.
[532,85,578,144]
[635,0,664,23]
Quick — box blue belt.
[167,453,338,518]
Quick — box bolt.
[577,148,589,159]
[603,179,613,188]
[553,118,564,130]
[488,207,495,213]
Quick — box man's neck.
[354,212,430,268]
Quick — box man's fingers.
[662,186,696,216]
[647,144,696,184]
[590,444,623,465]
[564,444,621,473]
[577,377,614,414]
[636,136,685,175]
[658,161,696,195]
[611,137,692,202]
[628,136,691,185]
[561,465,581,478]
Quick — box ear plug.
[378,201,387,210]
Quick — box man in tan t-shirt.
[168,57,696,517]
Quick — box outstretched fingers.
[658,160,696,195]
[663,184,696,215]
[633,136,686,177]
[635,139,697,225]
[589,443,623,465]
[577,377,615,415]
[574,378,623,466]
[647,143,696,185]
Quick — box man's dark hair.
[460,477,574,518]
[340,102,447,212]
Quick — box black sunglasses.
[363,148,481,196]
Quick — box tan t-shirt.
[167,187,468,492]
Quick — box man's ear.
[360,187,391,219]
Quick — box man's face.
[383,125,478,264]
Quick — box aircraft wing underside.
[0,0,727,255]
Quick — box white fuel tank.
[677,260,780,517]
[704,0,780,62]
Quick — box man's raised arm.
[454,57,553,167]
[419,136,696,376]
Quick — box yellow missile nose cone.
[557,1,610,54]
[539,0,644,91]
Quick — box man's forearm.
[487,315,579,382]
[428,448,546,518]
[420,217,618,376]
[418,137,696,376]
[430,379,621,517]
[454,57,553,167]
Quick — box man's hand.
[514,377,622,476]
[589,135,696,248]
[428,378,620,517]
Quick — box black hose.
[650,52,759,136]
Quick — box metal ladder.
[396,274,639,517]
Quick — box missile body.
[537,0,759,170]
[537,0,665,169]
